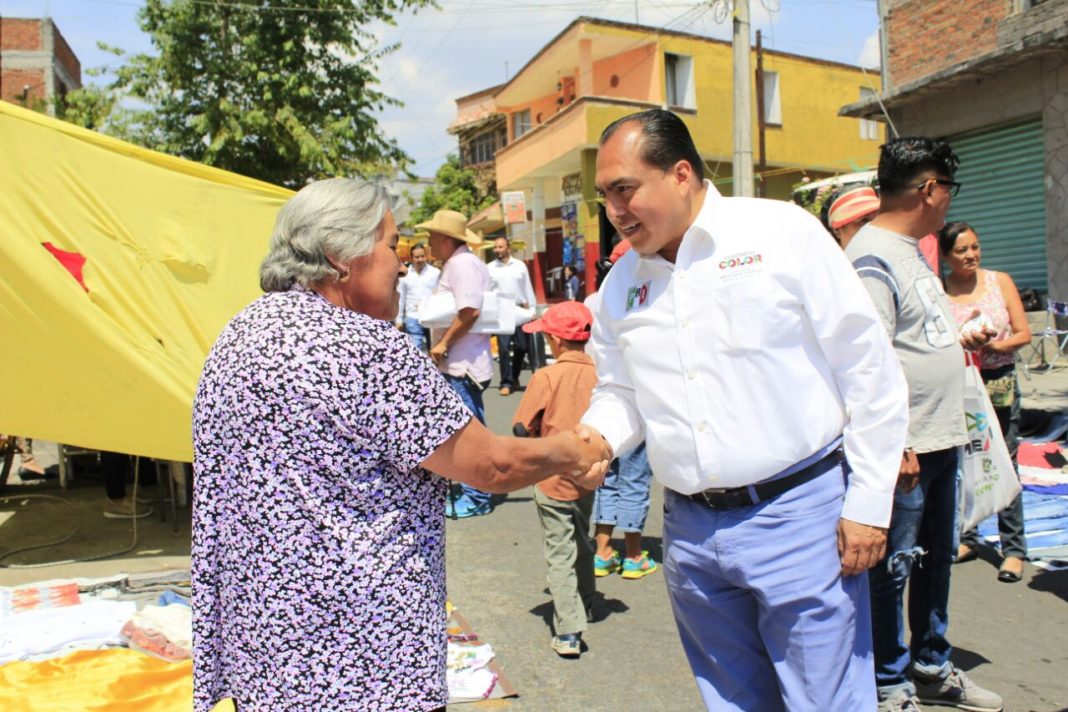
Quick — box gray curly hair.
[259,178,391,292]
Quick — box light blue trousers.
[663,462,876,712]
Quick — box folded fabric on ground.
[121,604,192,662]
[0,599,135,664]
[0,648,192,712]
[446,604,518,704]
[0,582,80,614]
[977,491,1068,561]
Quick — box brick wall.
[0,18,42,52]
[50,22,81,84]
[886,0,1011,87]
[1,67,45,105]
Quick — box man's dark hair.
[877,137,960,197]
[410,243,426,255]
[599,109,704,181]
[937,221,975,256]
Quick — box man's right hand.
[564,425,614,489]
[897,449,920,492]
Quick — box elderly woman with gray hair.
[192,178,610,712]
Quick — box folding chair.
[1023,298,1068,373]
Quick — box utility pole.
[732,0,754,197]
[755,29,767,198]
[635,0,640,23]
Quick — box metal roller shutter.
[946,118,1047,292]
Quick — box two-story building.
[452,17,886,299]
[840,0,1068,299]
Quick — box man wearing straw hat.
[416,209,495,518]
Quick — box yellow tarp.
[0,100,292,461]
[0,648,235,711]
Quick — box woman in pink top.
[940,221,1032,583]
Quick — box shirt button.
[681,319,690,328]
[687,371,696,380]
[697,421,707,432]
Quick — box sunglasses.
[916,178,961,197]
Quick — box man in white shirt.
[579,109,909,710]
[394,242,440,351]
[486,236,537,395]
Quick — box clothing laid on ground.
[583,182,908,711]
[433,245,493,383]
[847,223,973,700]
[946,274,1027,559]
[192,285,470,711]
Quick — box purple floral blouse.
[192,286,470,711]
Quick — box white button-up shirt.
[396,263,440,320]
[582,185,908,527]
[487,257,536,307]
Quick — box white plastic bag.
[417,292,531,334]
[958,364,1021,532]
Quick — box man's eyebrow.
[595,177,634,193]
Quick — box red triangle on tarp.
[42,242,89,292]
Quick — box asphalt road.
[445,374,1068,712]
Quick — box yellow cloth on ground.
[0,648,236,711]
[0,100,292,461]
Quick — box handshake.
[553,425,614,490]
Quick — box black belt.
[682,448,844,511]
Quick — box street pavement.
[445,368,1068,712]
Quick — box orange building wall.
[591,44,659,102]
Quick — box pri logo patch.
[626,280,651,312]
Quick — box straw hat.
[415,209,482,245]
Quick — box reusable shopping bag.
[958,364,1022,531]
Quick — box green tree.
[83,0,434,187]
[55,45,135,136]
[409,154,496,226]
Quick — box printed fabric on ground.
[192,286,470,711]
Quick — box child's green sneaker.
[621,551,658,580]
[594,549,621,577]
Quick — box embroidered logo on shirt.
[718,251,765,283]
[626,281,651,312]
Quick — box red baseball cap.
[522,301,593,342]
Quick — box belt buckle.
[698,487,730,508]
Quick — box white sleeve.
[795,218,908,527]
[396,276,407,321]
[522,266,537,306]
[580,282,644,456]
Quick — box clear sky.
[2,0,880,176]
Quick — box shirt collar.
[631,179,722,272]
[556,350,594,365]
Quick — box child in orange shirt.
[512,301,599,658]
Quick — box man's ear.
[673,159,694,191]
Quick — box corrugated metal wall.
[946,118,1047,292]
